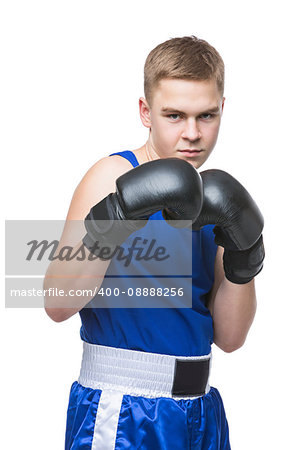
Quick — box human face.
[139,78,225,169]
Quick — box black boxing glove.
[192,169,265,284]
[83,158,203,259]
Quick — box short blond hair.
[144,36,225,106]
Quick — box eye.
[200,113,213,120]
[168,114,181,120]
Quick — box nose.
[181,118,201,142]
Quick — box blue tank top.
[79,151,217,356]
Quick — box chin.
[182,157,204,170]
[191,161,202,170]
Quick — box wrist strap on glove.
[82,194,146,260]
[222,235,265,284]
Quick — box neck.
[145,139,160,162]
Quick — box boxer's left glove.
[83,158,203,259]
[192,170,265,284]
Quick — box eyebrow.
[161,106,220,114]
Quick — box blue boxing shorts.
[65,343,230,449]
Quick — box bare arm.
[207,246,257,353]
[44,155,132,322]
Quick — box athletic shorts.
[65,343,230,449]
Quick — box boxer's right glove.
[83,158,203,259]
[192,170,265,284]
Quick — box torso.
[78,149,218,357]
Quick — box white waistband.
[78,342,211,399]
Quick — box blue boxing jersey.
[79,151,217,357]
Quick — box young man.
[45,36,264,449]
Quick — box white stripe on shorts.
[91,389,123,450]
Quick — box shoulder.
[84,154,134,185]
[66,154,135,220]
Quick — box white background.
[1,1,299,448]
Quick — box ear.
[139,97,152,128]
[221,97,225,112]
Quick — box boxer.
[44,36,264,449]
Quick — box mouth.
[178,149,203,157]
